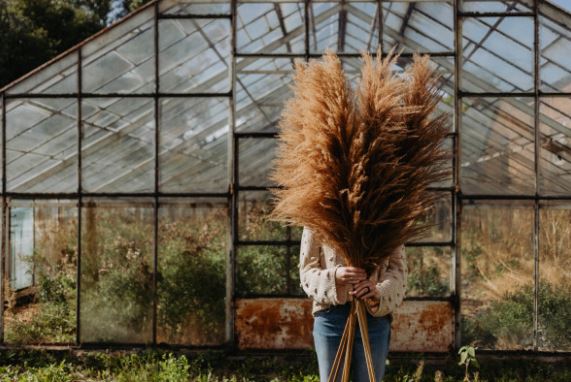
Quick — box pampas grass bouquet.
[268,46,451,382]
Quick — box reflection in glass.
[80,198,154,344]
[82,98,154,193]
[538,201,571,351]
[157,198,228,345]
[159,98,229,192]
[461,200,534,350]
[539,98,571,195]
[6,98,77,193]
[405,246,451,297]
[159,18,231,93]
[4,200,77,345]
[461,97,535,195]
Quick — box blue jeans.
[312,303,392,382]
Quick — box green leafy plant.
[458,345,479,382]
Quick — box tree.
[0,0,150,89]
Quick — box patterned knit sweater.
[298,226,408,317]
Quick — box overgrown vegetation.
[0,349,569,381]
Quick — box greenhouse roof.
[0,0,570,195]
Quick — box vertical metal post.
[76,48,83,346]
[152,1,160,347]
[378,0,383,55]
[532,0,540,351]
[452,0,463,350]
[0,92,6,344]
[228,0,238,350]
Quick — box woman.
[299,226,407,382]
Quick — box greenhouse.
[0,0,569,356]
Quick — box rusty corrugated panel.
[389,300,454,352]
[235,299,454,352]
[236,298,314,349]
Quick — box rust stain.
[236,298,314,349]
[390,300,454,352]
[235,299,454,352]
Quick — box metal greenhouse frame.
[0,0,569,355]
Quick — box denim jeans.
[312,303,392,382]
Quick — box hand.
[335,266,367,287]
[349,279,380,301]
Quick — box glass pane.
[80,198,154,344]
[236,245,288,295]
[4,200,77,344]
[7,53,77,95]
[461,200,534,350]
[160,0,230,14]
[159,98,229,192]
[6,98,77,193]
[238,190,289,241]
[309,2,379,53]
[82,9,154,94]
[539,98,571,195]
[462,17,533,92]
[538,201,571,351]
[237,2,305,54]
[82,98,154,193]
[289,244,304,296]
[157,197,228,345]
[383,2,453,53]
[159,19,231,93]
[540,6,571,93]
[238,137,276,187]
[461,97,535,195]
[411,192,452,243]
[236,57,297,133]
[461,0,532,13]
[405,246,451,297]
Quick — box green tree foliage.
[0,0,151,89]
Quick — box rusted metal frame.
[459,12,535,18]
[452,0,462,351]
[0,92,6,343]
[377,0,383,52]
[152,1,160,348]
[3,92,233,99]
[461,193,571,201]
[237,185,456,192]
[235,51,455,58]
[77,341,227,350]
[158,14,231,19]
[237,239,453,247]
[3,192,230,199]
[338,0,348,52]
[460,91,535,97]
[533,0,540,351]
[229,0,239,350]
[76,47,83,346]
[237,293,454,301]
[397,3,415,51]
[274,3,294,54]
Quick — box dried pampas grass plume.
[268,46,450,272]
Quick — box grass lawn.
[0,349,568,381]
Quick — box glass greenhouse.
[0,0,569,354]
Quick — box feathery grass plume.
[268,46,451,273]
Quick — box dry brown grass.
[268,47,450,270]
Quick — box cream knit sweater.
[298,226,408,317]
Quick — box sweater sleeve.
[368,244,407,317]
[298,226,341,305]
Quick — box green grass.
[0,349,568,381]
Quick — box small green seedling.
[458,345,479,382]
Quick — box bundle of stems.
[268,47,450,381]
